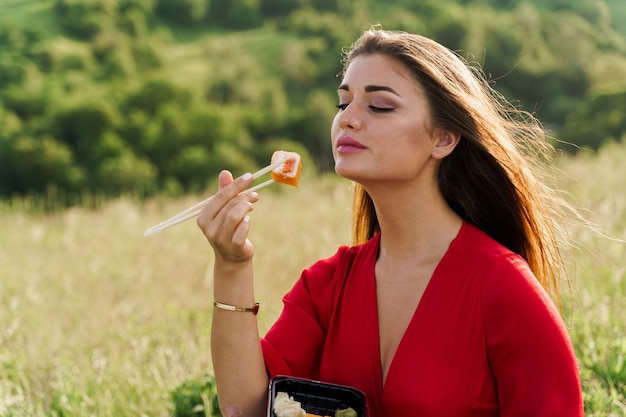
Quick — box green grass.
[159,27,296,92]
[0,0,59,34]
[1,143,626,415]
[558,141,626,415]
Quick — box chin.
[334,163,365,182]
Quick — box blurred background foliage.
[0,0,625,204]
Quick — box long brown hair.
[344,28,570,304]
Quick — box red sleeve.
[482,255,583,416]
[261,246,351,379]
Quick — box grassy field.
[1,142,625,416]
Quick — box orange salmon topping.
[271,151,302,187]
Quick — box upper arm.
[261,248,350,379]
[482,256,583,416]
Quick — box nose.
[336,103,362,130]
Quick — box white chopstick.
[143,159,284,237]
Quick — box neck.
[368,182,463,261]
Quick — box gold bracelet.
[213,300,260,315]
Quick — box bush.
[125,79,193,115]
[561,86,626,150]
[288,89,335,170]
[0,55,29,88]
[259,0,303,18]
[209,0,262,29]
[170,375,222,417]
[53,100,121,154]
[59,54,88,71]
[0,134,85,196]
[2,84,48,120]
[155,0,208,26]
[54,0,112,39]
[119,0,157,14]
[169,145,213,192]
[94,147,158,195]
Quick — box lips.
[336,136,366,153]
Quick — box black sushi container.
[268,376,369,417]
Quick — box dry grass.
[0,174,352,416]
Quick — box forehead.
[340,54,419,92]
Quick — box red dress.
[261,222,583,416]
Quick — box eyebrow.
[338,84,401,97]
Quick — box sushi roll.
[271,151,302,187]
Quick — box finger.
[211,171,255,208]
[230,215,252,248]
[208,199,256,261]
[218,170,234,189]
[197,171,255,227]
[199,186,259,226]
[219,198,256,243]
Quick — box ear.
[431,128,461,160]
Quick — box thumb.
[218,170,234,189]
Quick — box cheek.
[405,121,432,147]
[330,118,339,159]
[330,115,341,141]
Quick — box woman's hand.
[197,170,259,265]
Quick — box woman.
[197,28,583,416]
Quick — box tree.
[169,145,213,191]
[124,79,193,115]
[94,148,158,195]
[53,0,113,39]
[288,89,335,170]
[259,0,304,18]
[52,100,121,167]
[561,86,626,150]
[429,5,467,51]
[155,0,209,25]
[0,55,29,88]
[0,134,85,195]
[209,0,261,29]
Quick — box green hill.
[1,0,625,201]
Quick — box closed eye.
[369,106,394,113]
[336,104,394,112]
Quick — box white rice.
[273,391,306,417]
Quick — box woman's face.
[331,53,442,188]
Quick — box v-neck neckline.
[373,221,465,390]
